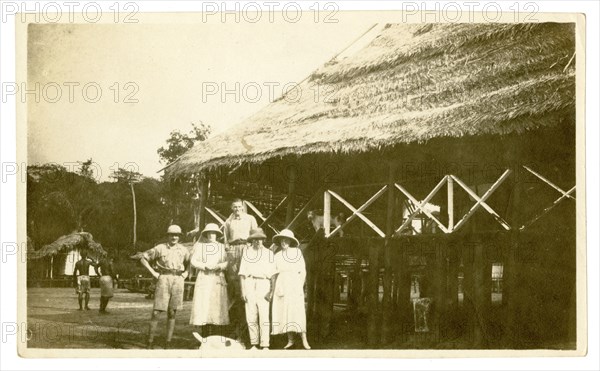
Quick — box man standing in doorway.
[139,225,190,349]
[224,198,258,345]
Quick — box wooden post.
[285,165,297,225]
[323,191,331,237]
[197,174,210,232]
[434,239,445,345]
[507,167,521,347]
[472,236,486,348]
[382,163,396,343]
[348,253,362,312]
[447,176,454,231]
[367,238,381,346]
[130,182,137,248]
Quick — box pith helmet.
[166,225,182,235]
[200,223,223,237]
[272,229,299,247]
[248,228,267,241]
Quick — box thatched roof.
[168,23,575,177]
[31,232,107,259]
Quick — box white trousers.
[244,277,271,347]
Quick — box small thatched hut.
[29,231,107,279]
[166,23,577,349]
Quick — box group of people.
[73,250,116,313]
[138,199,310,350]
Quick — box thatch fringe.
[30,232,107,260]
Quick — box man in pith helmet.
[139,224,190,349]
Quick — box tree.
[79,158,95,180]
[110,168,143,248]
[157,121,211,165]
[28,163,170,279]
[27,164,100,241]
[157,122,212,230]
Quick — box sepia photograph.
[11,5,587,360]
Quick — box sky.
[26,14,378,180]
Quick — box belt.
[246,275,268,280]
[199,270,222,275]
[158,269,184,275]
[229,239,248,245]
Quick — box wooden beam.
[447,175,454,231]
[367,239,381,345]
[523,165,576,200]
[245,200,280,234]
[507,164,523,347]
[205,207,226,227]
[285,165,297,225]
[323,190,331,237]
[395,176,448,235]
[472,238,487,347]
[520,186,576,230]
[328,190,386,238]
[328,186,388,238]
[197,175,210,231]
[286,187,322,230]
[382,163,396,343]
[451,169,512,232]
[259,196,287,228]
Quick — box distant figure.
[307,210,347,236]
[269,229,310,350]
[224,198,258,345]
[95,255,116,314]
[73,249,96,311]
[189,223,229,337]
[139,225,191,349]
[239,228,276,350]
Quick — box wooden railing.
[199,166,575,239]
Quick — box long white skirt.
[271,272,306,334]
[190,272,230,326]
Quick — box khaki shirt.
[142,243,190,271]
[224,213,258,242]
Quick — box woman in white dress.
[189,223,229,336]
[268,229,310,349]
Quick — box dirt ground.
[27,288,194,349]
[27,287,542,350]
[26,288,358,350]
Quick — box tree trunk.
[130,182,137,248]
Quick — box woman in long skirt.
[268,229,310,349]
[190,223,229,336]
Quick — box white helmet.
[167,225,182,235]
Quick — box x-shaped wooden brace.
[520,166,576,230]
[451,169,512,232]
[395,176,450,235]
[326,186,388,238]
[205,207,226,229]
[244,200,281,235]
[257,196,288,230]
